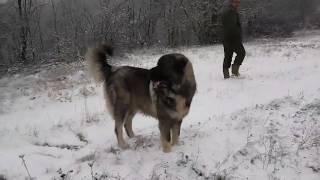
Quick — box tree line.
[0,0,319,67]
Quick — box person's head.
[231,0,241,10]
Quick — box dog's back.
[104,66,157,117]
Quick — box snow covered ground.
[1,31,320,180]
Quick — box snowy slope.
[0,31,320,180]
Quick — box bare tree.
[17,0,28,63]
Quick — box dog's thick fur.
[86,45,196,152]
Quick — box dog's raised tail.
[86,44,113,83]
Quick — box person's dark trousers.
[223,41,246,70]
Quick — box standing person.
[221,0,246,79]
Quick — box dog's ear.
[150,66,161,81]
[101,44,114,56]
[157,55,187,74]
[173,59,187,75]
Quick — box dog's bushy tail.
[85,44,113,83]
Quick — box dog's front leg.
[171,120,182,146]
[159,121,172,153]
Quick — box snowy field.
[1,31,320,180]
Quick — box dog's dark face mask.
[153,83,176,109]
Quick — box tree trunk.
[18,0,27,63]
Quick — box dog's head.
[150,53,197,119]
[150,53,187,87]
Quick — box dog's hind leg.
[113,102,130,149]
[124,111,135,138]
[114,119,129,149]
[159,121,172,153]
[171,120,182,146]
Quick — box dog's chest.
[149,82,158,116]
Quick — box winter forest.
[0,0,319,69]
[1,0,320,180]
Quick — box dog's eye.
[164,97,175,107]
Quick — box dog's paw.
[162,146,172,153]
[118,142,130,150]
[127,132,135,138]
[171,139,179,146]
[162,141,172,153]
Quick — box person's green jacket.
[221,6,242,43]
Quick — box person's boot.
[223,68,230,79]
[231,65,240,77]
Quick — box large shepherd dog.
[86,45,196,152]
